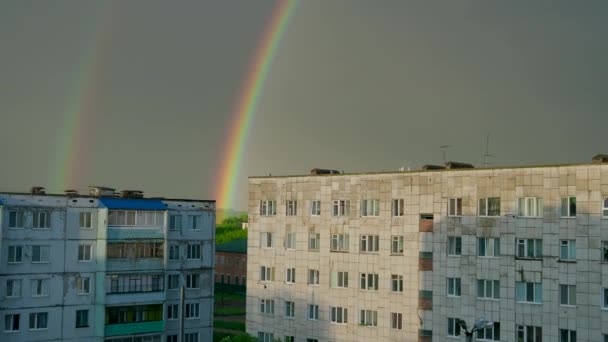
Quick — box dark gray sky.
[1,0,607,210]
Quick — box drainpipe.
[180,285,185,342]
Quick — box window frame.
[478,197,501,217]
[517,197,543,218]
[286,267,296,284]
[32,211,51,229]
[75,309,89,328]
[392,198,404,217]
[330,234,349,252]
[515,281,543,304]
[310,200,321,216]
[517,325,542,342]
[447,317,461,337]
[260,200,277,216]
[361,199,380,217]
[476,322,500,341]
[332,200,350,217]
[560,196,577,218]
[448,198,463,217]
[286,200,297,216]
[391,274,403,293]
[359,273,379,291]
[359,309,378,327]
[8,210,25,229]
[77,244,93,262]
[308,269,320,285]
[330,271,348,288]
[28,312,48,330]
[447,277,461,297]
[31,278,49,297]
[447,236,462,256]
[559,240,576,261]
[515,238,543,259]
[391,235,404,254]
[559,284,576,306]
[308,304,319,320]
[8,245,23,264]
[478,237,500,257]
[390,312,402,330]
[477,279,500,300]
[79,212,93,229]
[360,235,379,253]
[4,313,20,332]
[31,245,50,263]
[330,306,348,324]
[284,301,295,318]
[6,279,21,298]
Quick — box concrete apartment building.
[246,156,608,342]
[0,186,215,342]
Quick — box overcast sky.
[1,0,607,210]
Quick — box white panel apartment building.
[0,187,215,342]
[247,157,608,342]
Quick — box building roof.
[100,198,167,210]
[216,239,247,254]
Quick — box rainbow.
[50,3,118,192]
[214,0,297,209]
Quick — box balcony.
[104,321,164,337]
[107,228,164,240]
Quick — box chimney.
[120,190,144,198]
[89,186,116,197]
[65,190,79,197]
[31,186,45,195]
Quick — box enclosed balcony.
[104,304,164,337]
[100,198,167,240]
[106,242,164,271]
[105,273,165,305]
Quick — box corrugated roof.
[216,239,247,253]
[100,198,166,210]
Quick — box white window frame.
[447,236,462,256]
[517,197,543,218]
[258,332,274,342]
[330,271,348,288]
[360,235,379,253]
[330,234,349,252]
[31,245,50,263]
[8,245,23,263]
[561,196,576,217]
[447,277,461,297]
[359,309,378,327]
[284,232,296,250]
[448,198,463,217]
[517,325,542,342]
[285,301,295,318]
[560,240,576,260]
[391,235,404,254]
[167,274,180,289]
[308,269,320,285]
[478,197,501,217]
[308,304,319,320]
[361,199,380,217]
[308,232,320,251]
[77,245,92,262]
[76,276,91,295]
[169,215,182,230]
[286,268,296,284]
[560,284,576,306]
[310,200,321,216]
[186,273,200,289]
[75,309,88,328]
[391,275,403,292]
[516,281,542,304]
[603,287,608,310]
[29,312,48,330]
[260,200,277,216]
[603,198,608,218]
[286,200,297,216]
[332,200,350,217]
[476,322,500,341]
[260,299,275,315]
[185,303,199,319]
[4,313,20,332]
[478,237,500,257]
[560,329,576,342]
[260,232,273,248]
[167,304,179,320]
[392,199,404,217]
[260,266,275,282]
[390,312,402,330]
[330,306,348,324]
[32,211,51,229]
[184,332,199,342]
[79,212,93,229]
[447,317,461,337]
[359,273,379,291]
[188,215,201,230]
[169,245,180,261]
[8,210,25,229]
[516,238,542,259]
[6,279,21,298]
[477,279,500,300]
[186,243,201,259]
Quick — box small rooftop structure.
[89,186,116,197]
[445,161,475,170]
[592,154,608,164]
[422,165,446,170]
[31,186,45,195]
[310,168,341,175]
[120,190,144,198]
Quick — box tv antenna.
[440,145,452,165]
[483,132,494,167]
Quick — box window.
[560,240,576,260]
[391,235,404,254]
[332,200,350,217]
[167,274,180,289]
[8,246,23,263]
[260,266,275,282]
[448,236,462,256]
[260,200,277,216]
[286,200,297,216]
[169,245,180,260]
[76,277,91,295]
[391,275,403,292]
[308,269,320,285]
[360,235,379,253]
[285,336,295,342]
[330,271,349,288]
[306,339,318,342]
[603,288,608,309]
[478,237,500,257]
[169,215,182,230]
[517,325,542,342]
[359,309,377,326]
[330,306,348,324]
[447,277,461,297]
[447,317,461,337]
[33,211,51,229]
[516,281,542,303]
[167,304,179,320]
[6,279,21,298]
[361,199,380,217]
[187,243,201,259]
[75,310,88,328]
[284,232,296,249]
[309,232,320,250]
[285,301,295,318]
[390,312,402,330]
[331,234,349,252]
[106,274,163,294]
[258,332,274,342]
[516,239,542,258]
[29,312,48,330]
[260,232,273,248]
[107,242,163,259]
[560,329,576,342]
[186,274,199,289]
[185,332,199,342]
[8,210,24,228]
[604,198,608,217]
[308,304,319,320]
[260,299,275,314]
[107,210,164,226]
[185,303,199,318]
[561,197,576,217]
[31,279,49,297]
[560,284,576,306]
[311,200,321,216]
[603,241,608,262]
[476,322,500,341]
[188,215,201,230]
[518,197,543,217]
[477,279,500,299]
[360,273,379,291]
[79,212,92,229]
[5,314,20,332]
[392,199,404,216]
[448,198,463,216]
[31,245,50,263]
[286,268,296,284]
[78,245,92,261]
[478,197,500,216]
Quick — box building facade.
[0,187,215,342]
[215,239,247,287]
[247,160,608,342]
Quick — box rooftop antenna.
[440,145,452,165]
[483,132,494,168]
